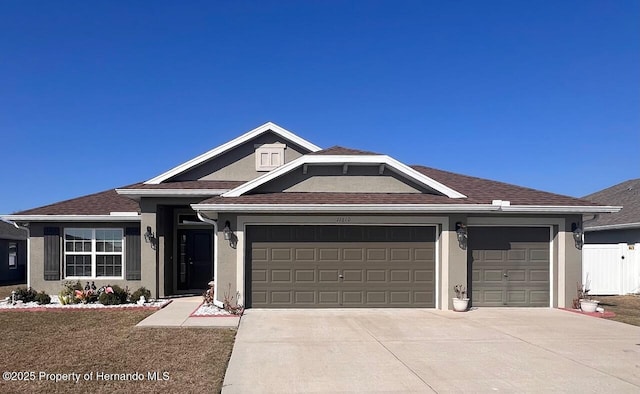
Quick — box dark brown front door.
[177,229,213,290]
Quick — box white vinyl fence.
[582,243,640,295]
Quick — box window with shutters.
[255,143,286,171]
[64,228,124,279]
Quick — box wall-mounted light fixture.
[571,222,583,250]
[455,222,467,250]
[222,220,237,248]
[144,226,157,249]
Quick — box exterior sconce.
[223,220,236,248]
[455,222,467,250]
[144,226,157,249]
[571,223,583,250]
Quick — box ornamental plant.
[130,287,151,303]
[98,285,129,305]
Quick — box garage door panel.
[390,248,411,261]
[319,270,339,282]
[271,249,292,261]
[318,291,339,304]
[367,270,386,282]
[390,270,411,282]
[506,270,526,282]
[414,270,434,283]
[294,291,315,304]
[507,249,526,261]
[295,270,316,282]
[319,248,339,261]
[367,249,387,261]
[343,249,364,262]
[343,270,363,282]
[271,291,292,304]
[469,227,550,307]
[248,226,436,308]
[295,248,316,261]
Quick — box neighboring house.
[582,179,640,295]
[1,122,620,309]
[0,220,27,285]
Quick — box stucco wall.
[215,213,239,306]
[172,132,307,182]
[254,165,424,194]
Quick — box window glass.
[64,229,124,278]
[8,242,17,269]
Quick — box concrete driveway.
[222,308,640,393]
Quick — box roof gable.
[222,154,467,199]
[145,122,321,184]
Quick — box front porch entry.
[176,228,214,291]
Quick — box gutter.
[1,215,141,222]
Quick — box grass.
[0,287,236,393]
[593,294,640,327]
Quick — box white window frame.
[255,143,286,171]
[64,228,125,280]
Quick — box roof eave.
[116,188,230,199]
[584,222,640,232]
[192,203,498,213]
[499,205,622,214]
[1,214,141,222]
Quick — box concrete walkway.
[223,308,640,393]
[136,296,239,328]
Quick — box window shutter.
[126,227,141,280]
[44,227,61,280]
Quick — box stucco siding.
[172,132,307,182]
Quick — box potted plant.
[578,281,599,313]
[452,284,469,312]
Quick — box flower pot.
[580,299,599,313]
[452,298,469,312]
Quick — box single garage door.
[469,227,550,307]
[246,225,436,308]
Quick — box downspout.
[196,212,224,308]
[12,221,30,288]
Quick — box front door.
[177,229,213,290]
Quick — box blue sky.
[1,1,638,214]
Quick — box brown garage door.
[469,227,550,307]
[246,225,436,308]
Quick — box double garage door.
[246,225,436,308]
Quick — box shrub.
[59,281,83,304]
[99,285,129,305]
[130,287,151,303]
[35,291,51,305]
[14,287,38,303]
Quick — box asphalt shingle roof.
[582,179,640,228]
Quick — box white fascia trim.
[144,122,322,184]
[192,203,497,213]
[585,222,640,232]
[500,205,622,213]
[1,215,141,222]
[222,154,467,199]
[116,188,229,197]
